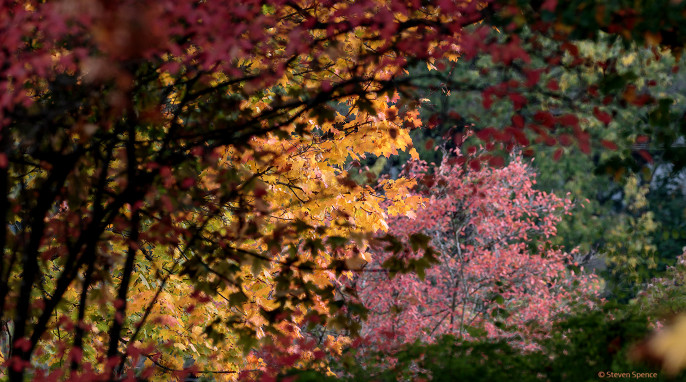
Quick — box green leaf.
[409,233,431,251]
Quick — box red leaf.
[631,94,654,106]
[488,156,504,167]
[321,80,332,92]
[513,130,529,146]
[180,177,195,189]
[547,55,562,65]
[422,174,435,188]
[14,338,32,352]
[476,128,495,141]
[561,42,579,57]
[469,159,481,171]
[593,107,612,125]
[523,68,543,87]
[570,57,584,66]
[492,84,507,97]
[68,347,83,364]
[505,126,528,146]
[427,114,440,129]
[482,94,493,109]
[600,140,618,150]
[534,110,555,128]
[578,139,591,154]
[425,139,435,150]
[558,134,573,146]
[512,114,525,129]
[254,184,268,197]
[546,79,559,91]
[541,0,557,12]
[10,357,28,372]
[588,85,599,97]
[557,114,578,128]
[508,93,527,110]
[553,148,563,161]
[638,149,653,163]
[635,135,650,144]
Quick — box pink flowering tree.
[356,153,601,350]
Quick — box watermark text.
[597,371,658,379]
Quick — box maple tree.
[0,0,435,379]
[354,152,600,352]
[2,0,686,380]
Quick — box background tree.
[355,152,600,352]
[399,26,686,301]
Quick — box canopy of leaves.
[355,153,599,351]
[2,0,686,380]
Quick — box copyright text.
[597,371,658,379]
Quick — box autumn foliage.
[357,153,600,351]
[2,0,686,380]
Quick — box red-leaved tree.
[356,152,601,351]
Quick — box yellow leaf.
[649,315,686,375]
